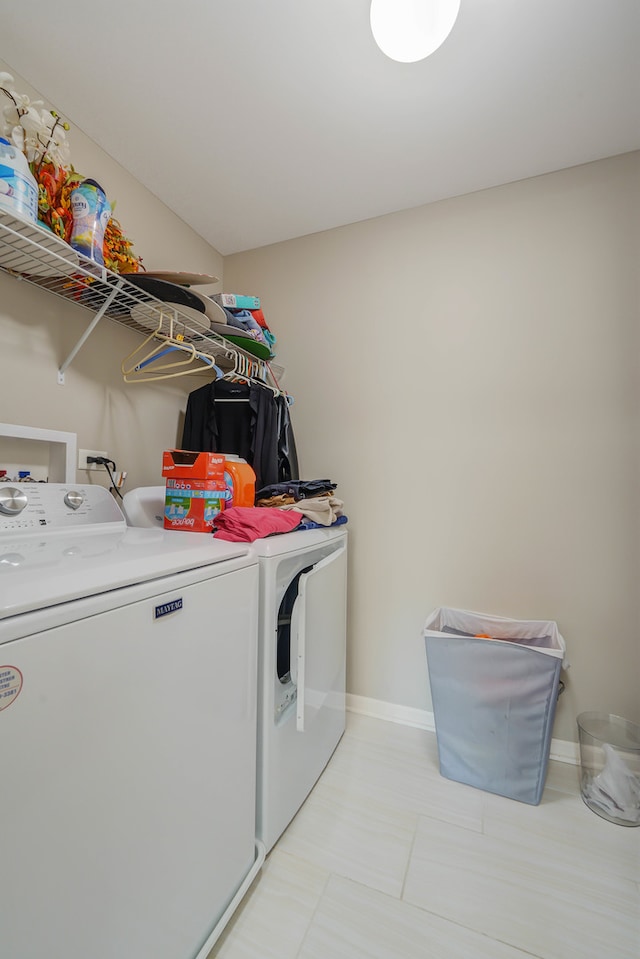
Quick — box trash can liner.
[577,712,640,826]
[423,607,567,805]
[440,625,554,647]
[425,607,568,667]
[582,744,640,823]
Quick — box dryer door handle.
[289,595,301,686]
[295,545,347,733]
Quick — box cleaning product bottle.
[223,455,256,508]
[0,137,38,223]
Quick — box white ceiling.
[1,1,639,255]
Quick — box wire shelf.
[0,208,283,383]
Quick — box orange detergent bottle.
[223,456,256,508]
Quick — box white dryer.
[0,483,262,959]
[253,526,348,852]
[121,487,349,854]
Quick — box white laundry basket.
[423,607,567,805]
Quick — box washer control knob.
[64,490,85,510]
[0,487,28,515]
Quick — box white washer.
[121,487,349,853]
[253,526,348,852]
[0,483,262,959]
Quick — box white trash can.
[423,607,567,805]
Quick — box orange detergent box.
[162,450,226,532]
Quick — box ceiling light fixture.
[370,0,461,63]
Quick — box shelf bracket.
[57,279,124,384]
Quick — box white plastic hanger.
[121,315,225,382]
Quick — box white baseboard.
[346,693,580,765]
[546,737,581,765]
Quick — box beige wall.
[1,56,637,743]
[0,61,223,489]
[225,153,640,742]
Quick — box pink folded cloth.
[213,506,302,542]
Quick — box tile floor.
[210,712,640,959]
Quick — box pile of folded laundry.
[212,479,347,542]
[217,304,276,356]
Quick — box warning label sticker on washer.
[0,666,23,711]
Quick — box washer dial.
[0,487,28,515]
[64,490,85,510]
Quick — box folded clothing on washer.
[280,495,345,527]
[213,506,302,542]
[255,479,337,505]
[297,514,348,531]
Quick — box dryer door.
[295,542,347,732]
